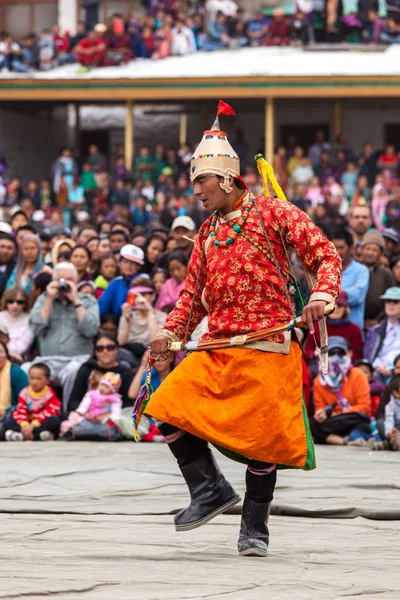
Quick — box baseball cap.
[171,216,196,232]
[382,228,400,245]
[120,244,144,265]
[328,336,348,353]
[380,287,400,301]
[336,290,349,307]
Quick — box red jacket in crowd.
[13,386,61,426]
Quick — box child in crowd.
[383,375,400,450]
[60,371,123,441]
[152,268,167,303]
[155,250,188,313]
[3,363,61,441]
[353,359,384,417]
[94,252,118,298]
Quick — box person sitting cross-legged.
[310,336,371,445]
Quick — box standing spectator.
[171,18,197,55]
[371,183,389,231]
[0,233,17,298]
[362,230,396,327]
[308,131,332,167]
[0,341,28,426]
[324,0,344,42]
[51,148,77,195]
[341,162,359,200]
[74,27,107,70]
[6,234,42,294]
[310,336,371,445]
[291,156,314,186]
[246,10,269,46]
[263,9,290,45]
[377,144,399,177]
[382,228,400,260]
[0,288,33,362]
[357,0,379,35]
[87,144,107,176]
[99,244,144,318]
[332,230,370,331]
[349,205,372,244]
[358,141,378,186]
[364,287,400,382]
[27,262,100,408]
[3,363,61,441]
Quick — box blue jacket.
[99,274,141,318]
[342,258,370,331]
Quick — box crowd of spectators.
[0,127,400,449]
[1,0,400,74]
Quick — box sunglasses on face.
[385,299,400,305]
[95,344,117,353]
[6,299,24,305]
[328,349,346,358]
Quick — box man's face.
[384,238,398,256]
[0,239,16,265]
[11,214,28,232]
[77,229,97,245]
[110,233,127,251]
[193,174,230,213]
[119,257,139,278]
[332,239,351,266]
[350,208,372,236]
[171,226,193,251]
[362,243,382,267]
[384,299,400,320]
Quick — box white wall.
[58,0,78,35]
[0,107,70,183]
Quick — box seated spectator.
[70,21,87,49]
[60,371,123,441]
[371,184,389,231]
[0,340,28,431]
[94,253,118,298]
[52,24,75,65]
[0,233,17,298]
[381,18,400,44]
[118,281,166,360]
[142,234,167,275]
[87,144,107,176]
[74,27,107,71]
[203,11,231,50]
[0,32,29,73]
[263,9,290,46]
[26,261,100,409]
[0,287,33,362]
[3,363,61,441]
[153,24,173,60]
[21,33,39,70]
[362,230,395,328]
[68,333,133,412]
[246,10,269,47]
[153,268,167,303]
[332,230,370,332]
[364,287,400,383]
[99,244,144,318]
[70,245,93,283]
[310,336,371,445]
[291,156,314,186]
[38,28,55,71]
[106,22,133,65]
[381,375,400,450]
[353,358,384,417]
[155,250,189,313]
[357,0,379,33]
[306,176,324,208]
[6,234,43,294]
[377,144,399,177]
[304,289,363,367]
[290,11,310,45]
[171,18,197,55]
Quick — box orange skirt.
[146,343,315,469]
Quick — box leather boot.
[175,450,240,532]
[238,494,271,557]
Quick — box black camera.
[58,277,71,293]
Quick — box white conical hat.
[190,101,240,193]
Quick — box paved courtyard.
[1,443,399,600]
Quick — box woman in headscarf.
[50,238,76,267]
[6,234,42,294]
[371,183,389,231]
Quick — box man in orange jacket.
[311,336,371,445]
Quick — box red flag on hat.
[217,100,236,117]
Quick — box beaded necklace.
[209,195,255,248]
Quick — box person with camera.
[25,262,100,410]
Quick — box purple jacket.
[363,319,387,364]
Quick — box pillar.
[74,103,80,150]
[333,101,342,139]
[125,100,134,171]
[179,113,188,146]
[265,97,275,165]
[58,0,78,34]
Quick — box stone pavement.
[0,443,399,600]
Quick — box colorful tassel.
[255,153,287,202]
[132,356,155,442]
[217,100,236,116]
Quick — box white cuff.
[309,292,336,305]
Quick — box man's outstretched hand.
[301,301,328,335]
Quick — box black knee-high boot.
[159,423,240,531]
[238,461,277,557]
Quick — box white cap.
[120,244,144,265]
[171,216,196,231]
[32,210,45,222]
[76,211,90,223]
[0,222,12,234]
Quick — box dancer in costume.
[138,102,342,557]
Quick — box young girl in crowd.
[155,250,188,313]
[6,234,43,293]
[70,244,92,283]
[152,268,167,304]
[94,253,118,298]
[60,371,123,441]
[3,363,61,441]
